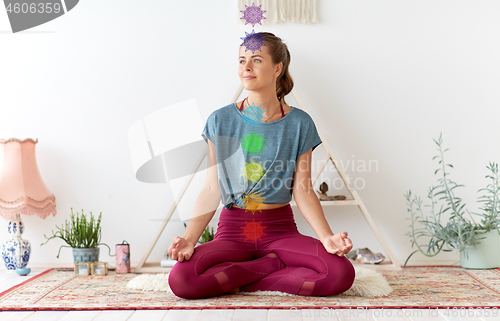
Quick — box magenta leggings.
[168,204,355,299]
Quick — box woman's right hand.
[168,236,195,262]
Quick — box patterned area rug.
[1,266,500,310]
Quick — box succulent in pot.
[41,208,114,263]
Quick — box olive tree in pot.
[462,162,500,268]
[403,133,500,269]
[41,208,114,264]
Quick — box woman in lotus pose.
[167,32,355,299]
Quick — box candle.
[78,265,88,274]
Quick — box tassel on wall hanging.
[238,0,318,24]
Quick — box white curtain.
[238,0,318,24]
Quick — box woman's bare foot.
[229,287,240,294]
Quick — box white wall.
[1,1,499,269]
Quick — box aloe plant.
[182,223,216,244]
[41,208,114,258]
[200,226,216,244]
[403,133,500,268]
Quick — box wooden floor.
[0,269,498,321]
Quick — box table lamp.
[0,138,56,272]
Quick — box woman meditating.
[167,32,355,299]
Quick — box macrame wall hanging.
[238,0,318,24]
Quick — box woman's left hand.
[321,232,353,257]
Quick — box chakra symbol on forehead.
[240,2,267,27]
[240,29,266,54]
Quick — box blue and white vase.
[1,214,31,273]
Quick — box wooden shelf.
[133,262,172,273]
[290,199,359,206]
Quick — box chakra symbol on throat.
[240,2,267,27]
[240,219,267,243]
[240,131,266,156]
[243,102,266,123]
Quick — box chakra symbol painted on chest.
[240,219,267,243]
[241,131,266,155]
[241,159,266,183]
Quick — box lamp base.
[1,214,31,272]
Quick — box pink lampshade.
[0,138,56,219]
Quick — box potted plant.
[182,223,216,245]
[199,225,216,244]
[403,133,500,269]
[461,162,500,268]
[41,208,114,264]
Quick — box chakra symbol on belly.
[241,159,266,183]
[240,2,267,27]
[240,219,267,243]
[242,192,266,214]
[241,131,266,156]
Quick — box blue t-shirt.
[201,102,322,210]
